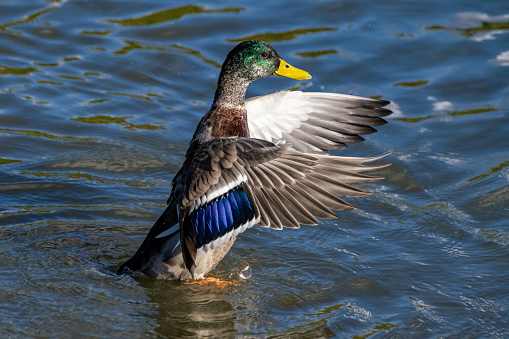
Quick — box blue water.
[1,0,508,337]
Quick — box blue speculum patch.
[191,187,254,248]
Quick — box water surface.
[1,0,508,337]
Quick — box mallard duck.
[118,40,391,280]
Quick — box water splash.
[234,260,252,280]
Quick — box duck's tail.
[117,201,179,274]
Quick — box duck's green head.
[222,40,312,83]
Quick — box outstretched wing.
[246,91,391,154]
[176,137,388,270]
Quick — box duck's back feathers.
[246,91,391,154]
[176,137,388,270]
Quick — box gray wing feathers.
[192,138,387,230]
[285,94,390,154]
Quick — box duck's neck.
[207,71,250,138]
[212,70,250,107]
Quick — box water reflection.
[394,80,429,87]
[465,161,509,183]
[0,65,40,75]
[79,30,114,36]
[138,279,237,337]
[296,49,338,58]
[71,115,166,131]
[0,4,60,34]
[494,50,509,66]
[105,5,244,27]
[394,107,498,124]
[227,27,338,43]
[467,185,509,225]
[427,18,509,38]
[0,128,97,141]
[111,41,221,69]
[0,158,22,165]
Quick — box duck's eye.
[260,52,269,59]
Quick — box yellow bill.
[274,58,312,80]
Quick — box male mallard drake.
[118,40,391,280]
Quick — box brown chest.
[208,106,249,138]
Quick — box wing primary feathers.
[248,186,270,227]
[274,187,318,225]
[296,180,357,211]
[281,132,326,154]
[263,187,300,228]
[312,164,384,183]
[273,157,315,172]
[270,160,308,180]
[250,166,274,187]
[262,162,296,185]
[287,184,337,219]
[254,186,283,229]
[306,173,373,197]
[257,165,286,188]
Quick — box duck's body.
[118,41,391,280]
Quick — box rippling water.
[1,0,508,337]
